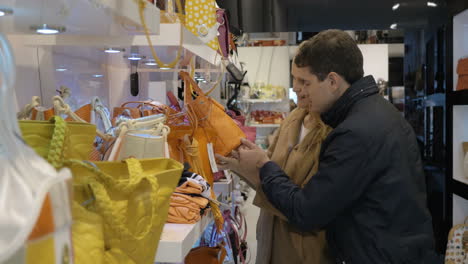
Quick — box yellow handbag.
[184,0,220,51]
[68,157,183,264]
[19,117,97,165]
[20,116,184,263]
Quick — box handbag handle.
[92,97,113,134]
[17,96,41,120]
[67,158,160,241]
[53,96,112,142]
[46,116,68,168]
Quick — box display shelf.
[239,99,283,103]
[452,179,468,200]
[247,123,281,128]
[155,213,213,263]
[448,90,468,105]
[214,178,233,197]
[8,23,220,66]
[0,0,160,35]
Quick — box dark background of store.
[218,0,468,255]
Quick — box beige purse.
[109,114,170,161]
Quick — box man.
[217,30,437,263]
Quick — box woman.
[217,60,332,264]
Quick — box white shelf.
[155,213,213,263]
[8,23,220,66]
[1,0,160,35]
[214,178,233,197]
[247,123,281,128]
[239,99,283,103]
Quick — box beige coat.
[254,108,332,264]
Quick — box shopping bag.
[457,58,468,91]
[0,33,74,264]
[180,71,245,157]
[69,158,183,264]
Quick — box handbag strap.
[137,0,184,69]
[47,116,67,168]
[67,158,159,241]
[92,97,113,134]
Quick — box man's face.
[291,63,338,113]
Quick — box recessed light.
[125,53,144,61]
[56,68,67,72]
[427,1,437,7]
[160,67,171,70]
[0,8,13,17]
[145,59,157,66]
[104,48,124,54]
[392,3,400,11]
[390,23,398,29]
[202,80,208,83]
[31,24,65,35]
[93,74,104,78]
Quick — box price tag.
[207,142,219,173]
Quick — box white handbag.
[0,34,74,264]
[109,114,170,161]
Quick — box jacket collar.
[321,75,379,128]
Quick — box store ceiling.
[217,0,449,33]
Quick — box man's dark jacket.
[260,76,437,264]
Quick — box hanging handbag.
[180,71,245,157]
[217,8,230,58]
[457,58,468,91]
[445,217,468,264]
[184,0,220,51]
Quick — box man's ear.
[327,72,341,93]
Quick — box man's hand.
[215,139,268,188]
[238,138,271,169]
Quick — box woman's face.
[291,63,312,109]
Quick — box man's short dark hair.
[294,29,364,85]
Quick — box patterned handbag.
[445,218,468,264]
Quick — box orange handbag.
[180,71,245,157]
[457,58,468,91]
[185,244,227,264]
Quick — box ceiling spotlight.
[93,74,104,78]
[202,80,208,83]
[390,23,398,29]
[160,67,171,70]
[427,1,437,7]
[0,8,13,17]
[392,3,400,11]
[55,68,67,72]
[145,59,157,66]
[126,54,144,61]
[31,24,65,35]
[104,48,124,54]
